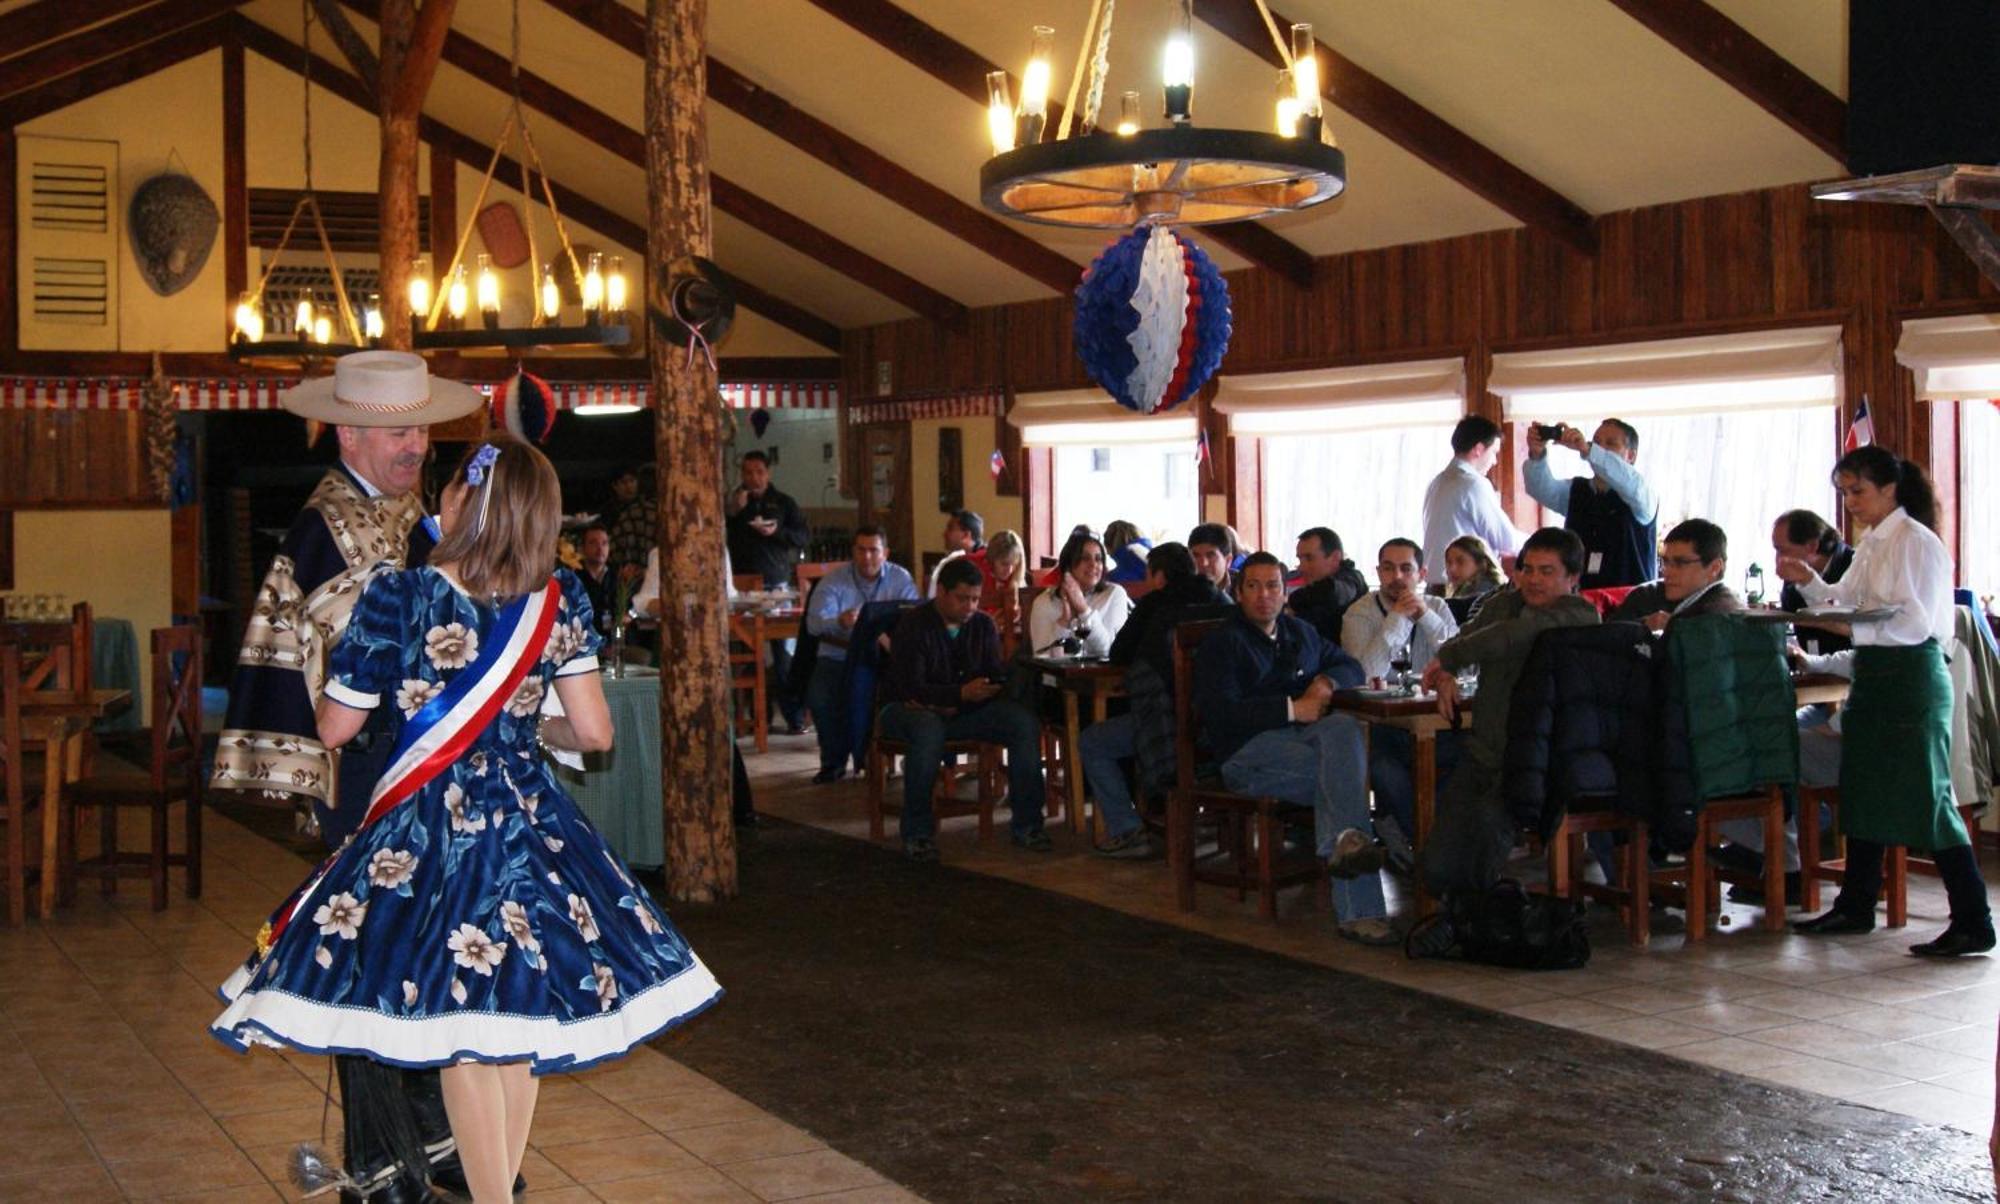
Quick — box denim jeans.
[770,638,804,729]
[1079,713,1141,839]
[1367,726,1464,842]
[1220,716,1385,923]
[806,656,850,773]
[1716,716,1842,871]
[1418,762,1512,898]
[876,700,1047,843]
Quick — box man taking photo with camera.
[1523,418,1658,590]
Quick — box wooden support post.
[647,0,736,902]
[375,0,455,350]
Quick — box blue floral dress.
[211,567,721,1074]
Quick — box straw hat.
[279,350,485,427]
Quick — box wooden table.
[19,687,128,916]
[1329,689,1456,917]
[1792,671,1851,708]
[729,607,801,753]
[1027,656,1126,835]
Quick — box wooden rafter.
[0,0,248,102]
[804,0,1317,288]
[387,0,454,120]
[1605,0,1845,162]
[1203,0,1599,257]
[234,15,843,349]
[306,0,380,98]
[337,0,963,324]
[0,13,230,127]
[0,0,158,64]
[540,0,1084,297]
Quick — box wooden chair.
[3,601,93,697]
[1539,806,1653,946]
[862,647,1007,845]
[1165,619,1323,922]
[64,626,203,910]
[1796,784,1963,930]
[726,614,765,748]
[796,560,843,598]
[1650,786,1789,941]
[731,573,763,595]
[0,643,35,924]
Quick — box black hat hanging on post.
[128,164,218,296]
[650,254,736,369]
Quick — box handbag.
[1404,879,1591,971]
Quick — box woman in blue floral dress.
[213,436,721,1202]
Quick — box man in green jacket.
[1396,527,1599,897]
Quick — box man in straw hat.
[210,350,502,1203]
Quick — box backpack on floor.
[1405,879,1591,971]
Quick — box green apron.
[1838,641,1968,851]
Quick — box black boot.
[1911,844,1996,958]
[335,1056,432,1203]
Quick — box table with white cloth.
[552,668,664,870]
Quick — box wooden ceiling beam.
[1605,0,1845,162]
[804,0,1317,288]
[235,15,844,350]
[540,0,1083,297]
[0,0,158,65]
[0,12,230,126]
[306,0,380,99]
[1204,0,1599,257]
[0,0,248,102]
[338,0,964,323]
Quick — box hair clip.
[465,443,501,486]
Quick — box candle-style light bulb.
[1016,26,1053,146]
[294,295,314,337]
[312,315,333,344]
[409,253,433,322]
[1163,1,1194,124]
[986,70,1016,154]
[446,264,469,324]
[582,253,605,322]
[1290,23,1323,141]
[1274,70,1301,137]
[476,252,500,329]
[363,295,384,341]
[1116,90,1141,137]
[233,291,264,343]
[540,263,561,321]
[606,256,628,315]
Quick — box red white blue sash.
[259,577,561,951]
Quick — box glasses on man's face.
[1661,555,1708,569]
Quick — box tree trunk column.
[377,0,416,350]
[647,0,736,902]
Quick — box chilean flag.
[989,448,1006,481]
[1844,395,1874,452]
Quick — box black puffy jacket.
[1504,622,1660,839]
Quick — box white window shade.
[1213,358,1464,435]
[1897,314,2000,400]
[1490,326,1842,421]
[1008,388,1197,446]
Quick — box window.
[1053,441,1198,545]
[1962,400,2000,602]
[1526,409,1837,590]
[1264,425,1456,572]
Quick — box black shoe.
[1792,906,1875,936]
[1012,827,1053,853]
[1911,922,1997,959]
[733,809,759,828]
[1709,843,1765,877]
[904,837,939,863]
[810,767,843,784]
[428,1173,528,1204]
[1093,828,1158,860]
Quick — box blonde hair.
[985,529,1026,589]
[430,435,563,602]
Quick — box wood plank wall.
[842,183,2000,549]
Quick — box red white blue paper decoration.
[494,370,557,443]
[1073,226,1232,414]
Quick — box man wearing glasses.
[1607,518,1741,631]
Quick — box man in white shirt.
[1422,415,1528,576]
[1343,538,1460,868]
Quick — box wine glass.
[1389,640,1414,695]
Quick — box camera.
[1530,422,1566,442]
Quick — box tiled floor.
[0,803,922,1203]
[751,731,2000,1140]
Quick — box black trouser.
[1835,837,1993,927]
[732,743,755,823]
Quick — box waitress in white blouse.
[1778,446,1991,957]
[1029,530,1132,659]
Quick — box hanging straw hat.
[279,350,485,427]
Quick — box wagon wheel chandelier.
[978,0,1346,229]
[229,0,369,363]
[406,0,630,351]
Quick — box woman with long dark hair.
[1780,445,1992,957]
[1028,530,1132,658]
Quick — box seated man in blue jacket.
[805,525,920,783]
[878,556,1050,863]
[1194,553,1390,944]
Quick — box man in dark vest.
[1522,417,1658,590]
